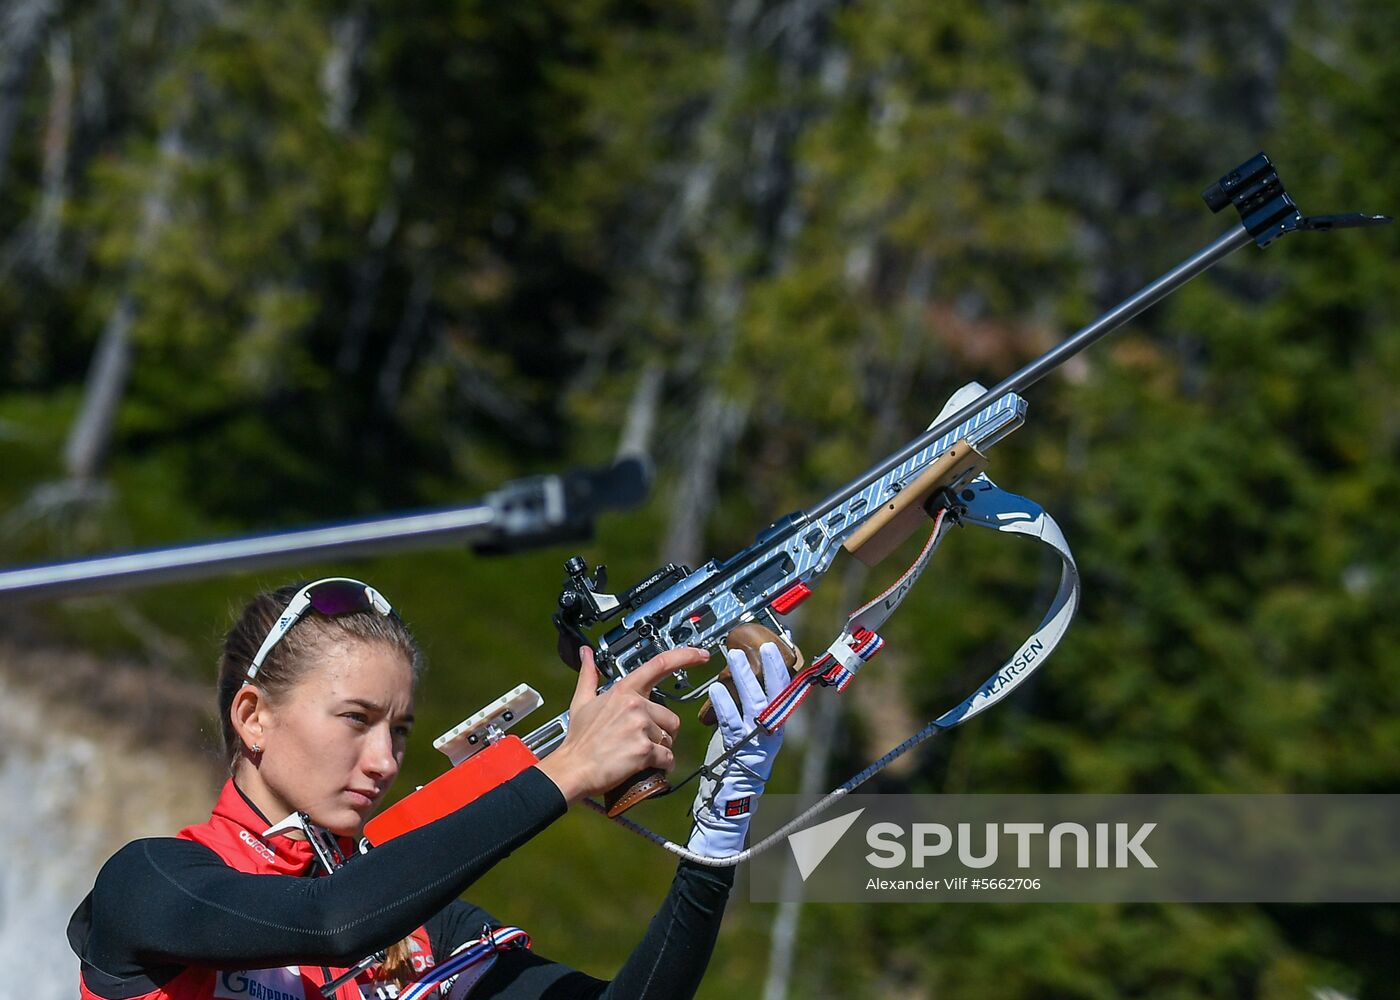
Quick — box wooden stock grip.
[603,765,671,817]
[698,622,802,727]
[605,630,804,815]
[841,440,987,567]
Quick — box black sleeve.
[74,767,565,980]
[469,860,735,1000]
[425,898,501,956]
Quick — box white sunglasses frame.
[244,577,394,682]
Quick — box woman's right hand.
[537,646,704,805]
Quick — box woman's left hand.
[686,641,789,858]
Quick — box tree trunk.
[759,563,862,1000]
[762,247,932,999]
[63,295,133,485]
[659,389,748,566]
[614,361,665,461]
[336,152,408,374]
[63,125,182,485]
[33,27,72,275]
[320,7,366,133]
[0,0,56,198]
[376,267,432,411]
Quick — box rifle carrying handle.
[603,624,803,817]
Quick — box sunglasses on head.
[245,577,395,682]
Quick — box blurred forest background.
[0,0,1397,997]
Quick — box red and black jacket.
[68,768,733,1000]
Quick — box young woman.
[67,577,790,1000]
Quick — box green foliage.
[1,0,1396,996]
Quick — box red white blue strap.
[756,507,954,733]
[755,627,881,731]
[399,926,530,1000]
[820,627,885,691]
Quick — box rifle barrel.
[807,223,1254,521]
[0,506,497,602]
[0,458,651,603]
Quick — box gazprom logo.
[215,968,305,1000]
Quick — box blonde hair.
[216,582,423,768]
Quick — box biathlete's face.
[253,640,415,837]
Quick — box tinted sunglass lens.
[307,581,372,616]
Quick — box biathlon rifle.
[364,153,1389,851]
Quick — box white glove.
[686,642,789,858]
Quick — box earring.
[250,744,262,755]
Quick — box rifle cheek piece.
[841,440,987,567]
